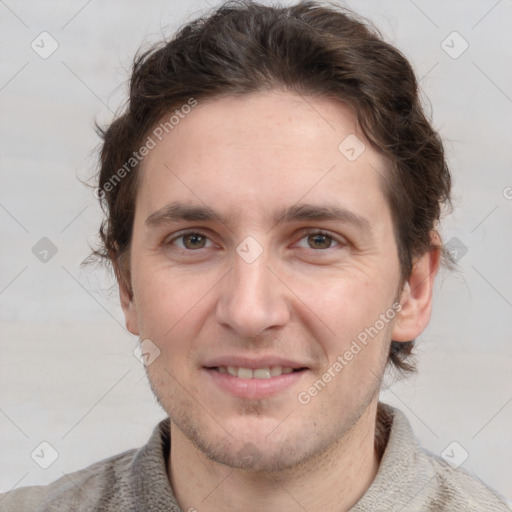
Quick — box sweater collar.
[130,402,414,512]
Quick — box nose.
[215,247,290,338]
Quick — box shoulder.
[353,403,510,512]
[0,448,138,512]
[423,450,511,511]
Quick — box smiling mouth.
[208,366,307,379]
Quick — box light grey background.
[1,0,511,505]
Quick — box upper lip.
[203,356,309,369]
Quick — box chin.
[202,437,314,473]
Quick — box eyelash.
[165,229,345,252]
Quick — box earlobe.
[391,245,441,342]
[119,278,140,336]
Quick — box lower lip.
[204,368,308,399]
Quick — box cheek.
[302,276,394,398]
[301,271,392,341]
[296,270,396,394]
[132,264,216,348]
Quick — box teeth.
[270,365,282,377]
[253,368,271,379]
[217,365,298,379]
[238,367,253,379]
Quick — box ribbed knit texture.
[1,403,509,511]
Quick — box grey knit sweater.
[0,403,509,511]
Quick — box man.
[1,1,509,510]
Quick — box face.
[121,92,433,471]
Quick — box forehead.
[136,92,390,229]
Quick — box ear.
[392,238,441,342]
[118,271,140,336]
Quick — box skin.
[119,91,440,512]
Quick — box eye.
[165,229,344,253]
[166,231,213,250]
[296,230,342,250]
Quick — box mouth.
[207,365,307,379]
[203,363,309,399]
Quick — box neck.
[168,399,381,512]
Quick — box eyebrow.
[145,201,372,233]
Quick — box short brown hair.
[91,0,452,374]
